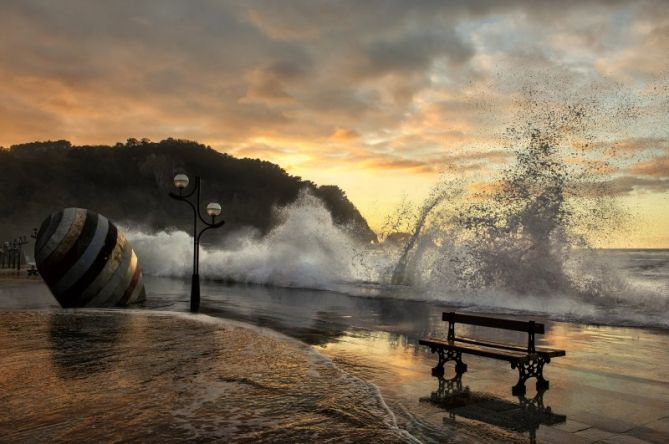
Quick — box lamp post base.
[190,273,200,313]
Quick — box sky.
[0,0,667,247]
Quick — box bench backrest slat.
[442,312,545,334]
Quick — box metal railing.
[1,229,37,276]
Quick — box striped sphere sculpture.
[35,208,146,308]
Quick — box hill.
[0,138,376,245]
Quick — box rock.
[34,208,146,308]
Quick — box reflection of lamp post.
[169,174,225,312]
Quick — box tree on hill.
[0,138,376,246]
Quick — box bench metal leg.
[429,347,468,376]
[437,373,465,397]
[427,372,470,407]
[511,355,550,395]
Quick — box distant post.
[8,241,14,269]
[0,242,7,268]
[10,240,17,272]
[4,241,11,269]
[14,236,28,275]
[169,174,225,312]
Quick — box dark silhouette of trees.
[0,139,376,245]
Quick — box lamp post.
[1,242,7,269]
[3,241,10,269]
[169,174,225,312]
[10,239,17,272]
[14,236,28,275]
[4,240,14,270]
[9,241,15,270]
[1,242,6,268]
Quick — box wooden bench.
[419,312,565,394]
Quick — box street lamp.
[169,174,225,312]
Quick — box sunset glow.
[1,1,667,246]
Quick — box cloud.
[628,156,669,178]
[241,60,309,106]
[576,176,669,196]
[359,157,435,173]
[229,144,295,160]
[594,4,669,81]
[360,28,474,78]
[0,0,667,210]
[591,137,669,154]
[0,1,664,141]
[329,128,360,141]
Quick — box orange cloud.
[359,157,435,173]
[628,156,669,178]
[329,128,360,141]
[590,137,669,155]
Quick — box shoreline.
[6,246,668,333]
[171,275,669,331]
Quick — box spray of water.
[390,183,462,285]
[125,78,668,327]
[374,83,669,324]
[125,172,668,327]
[127,191,390,291]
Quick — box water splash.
[125,79,669,327]
[377,85,669,323]
[125,180,668,328]
[127,191,391,290]
[390,182,462,285]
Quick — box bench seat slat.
[419,337,529,362]
[454,336,565,358]
[443,312,545,333]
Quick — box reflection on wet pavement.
[0,310,412,442]
[2,276,668,443]
[421,372,566,444]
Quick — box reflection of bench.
[27,265,39,277]
[420,372,470,409]
[438,382,566,444]
[419,312,565,394]
[421,374,566,444]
